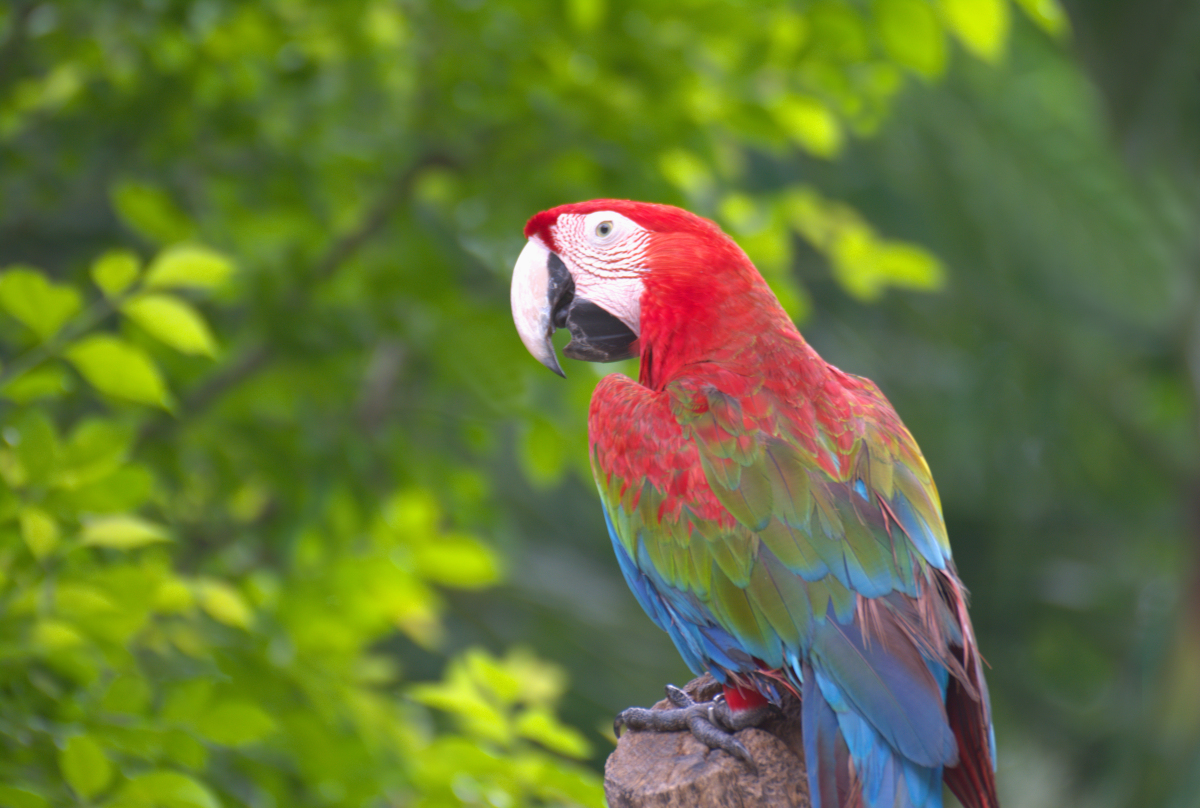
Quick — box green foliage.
[0,243,595,803]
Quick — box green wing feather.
[591,367,952,671]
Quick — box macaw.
[510,200,998,808]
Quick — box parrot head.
[510,199,759,377]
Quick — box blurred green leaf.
[91,250,142,298]
[939,0,1010,62]
[81,515,171,550]
[122,294,218,357]
[194,701,276,746]
[162,732,207,771]
[515,708,592,759]
[874,0,947,78]
[194,579,252,629]
[0,363,72,403]
[0,786,49,808]
[114,771,219,808]
[111,181,195,244]
[143,246,234,291]
[10,410,59,487]
[465,648,523,705]
[1014,0,1069,36]
[101,675,152,715]
[19,507,59,560]
[412,533,500,589]
[770,95,843,158]
[65,335,172,408]
[833,238,945,301]
[54,419,132,490]
[161,681,213,725]
[0,268,82,341]
[59,735,112,799]
[567,0,605,32]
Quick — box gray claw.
[612,685,778,772]
[664,684,694,709]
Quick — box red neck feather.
[637,228,823,392]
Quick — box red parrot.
[511,200,998,808]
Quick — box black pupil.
[598,222,611,236]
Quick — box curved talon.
[664,684,693,708]
[612,686,777,773]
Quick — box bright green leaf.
[163,731,208,771]
[412,533,500,589]
[81,515,171,549]
[33,619,84,651]
[123,294,218,356]
[91,249,142,298]
[658,149,714,199]
[1013,0,1069,36]
[54,418,132,489]
[566,0,604,32]
[161,681,213,724]
[194,579,252,629]
[515,708,592,759]
[65,334,172,408]
[872,241,946,291]
[0,362,72,403]
[20,507,59,560]
[111,180,195,244]
[195,701,276,746]
[0,267,82,341]
[144,245,234,291]
[939,0,1009,62]
[0,786,49,808]
[874,0,947,78]
[465,648,522,704]
[102,675,152,714]
[770,96,843,158]
[116,771,220,808]
[60,735,112,799]
[11,409,59,486]
[410,663,513,745]
[504,648,568,705]
[832,234,945,300]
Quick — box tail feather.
[943,653,999,808]
[803,662,852,808]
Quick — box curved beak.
[511,238,568,377]
[511,238,639,377]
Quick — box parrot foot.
[613,684,776,773]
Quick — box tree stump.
[604,675,810,808]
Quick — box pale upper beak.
[511,237,639,376]
[511,237,567,377]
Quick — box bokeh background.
[1,0,1198,806]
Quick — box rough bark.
[605,675,810,808]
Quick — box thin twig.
[0,297,117,388]
[136,153,454,446]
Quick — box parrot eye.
[595,220,614,238]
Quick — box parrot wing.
[590,366,993,808]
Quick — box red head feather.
[525,199,812,389]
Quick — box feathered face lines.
[511,207,650,376]
[551,211,651,282]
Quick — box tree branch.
[605,675,809,808]
[137,153,453,446]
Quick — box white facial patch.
[551,211,649,334]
